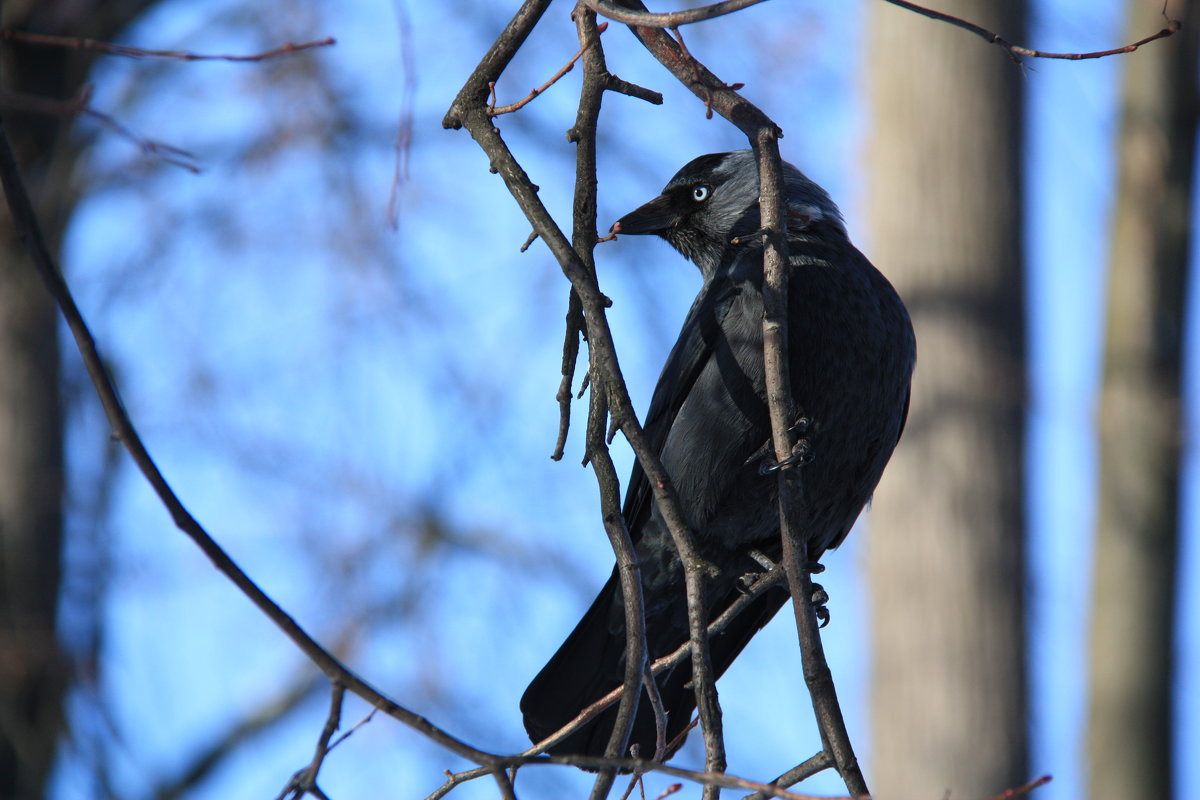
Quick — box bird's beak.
[610,194,678,235]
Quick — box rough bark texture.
[1088,3,1197,799]
[0,4,155,796]
[863,2,1028,797]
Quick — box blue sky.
[45,1,1198,798]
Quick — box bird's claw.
[811,582,830,628]
[759,438,814,475]
[814,605,830,628]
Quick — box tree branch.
[275,684,345,800]
[0,29,336,61]
[0,108,505,771]
[432,752,843,800]
[581,0,771,28]
[0,88,201,171]
[488,22,608,116]
[427,565,785,800]
[612,2,871,795]
[444,3,730,790]
[881,0,1180,61]
[567,13,653,800]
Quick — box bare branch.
[552,288,585,461]
[978,775,1053,800]
[640,661,668,762]
[445,2,732,788]
[153,671,326,799]
[582,0,771,28]
[0,109,505,770]
[426,565,785,800]
[491,769,519,800]
[615,6,781,140]
[743,752,835,800]
[386,0,417,228]
[431,752,843,800]
[603,75,663,105]
[566,15,651,799]
[488,22,608,117]
[881,0,1180,61]
[443,0,556,130]
[0,29,336,61]
[0,88,201,172]
[275,684,345,800]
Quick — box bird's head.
[611,149,845,279]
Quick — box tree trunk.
[863,2,1028,797]
[0,5,156,795]
[1088,3,1197,799]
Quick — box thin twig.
[327,704,380,751]
[386,0,416,228]
[0,88,200,172]
[979,775,1053,800]
[881,0,1179,61]
[491,768,519,800]
[435,752,840,800]
[275,684,345,800]
[641,661,668,762]
[617,4,781,140]
[552,287,584,461]
[743,752,834,800]
[0,29,336,61]
[425,566,785,800]
[603,75,664,105]
[582,0,771,28]
[489,22,608,116]
[444,0,556,129]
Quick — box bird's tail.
[520,570,790,760]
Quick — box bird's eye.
[691,185,711,202]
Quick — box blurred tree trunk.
[1088,3,1197,799]
[0,4,154,797]
[863,2,1028,797]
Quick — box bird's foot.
[759,417,815,475]
[759,438,813,475]
[811,582,830,628]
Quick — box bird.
[520,149,915,761]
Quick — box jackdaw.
[521,149,915,760]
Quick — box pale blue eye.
[692,185,710,202]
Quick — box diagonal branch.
[0,109,503,771]
[428,565,785,800]
[0,88,201,172]
[880,0,1179,61]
